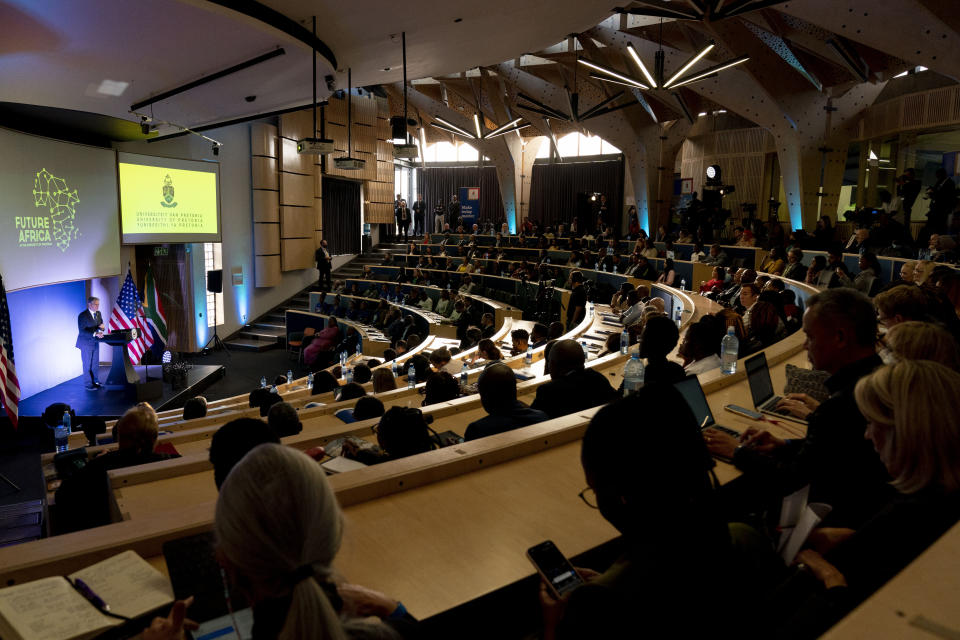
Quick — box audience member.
[678,318,723,374]
[372,368,398,394]
[352,363,372,385]
[530,323,549,348]
[311,370,340,395]
[182,396,207,420]
[267,401,302,437]
[511,328,530,355]
[336,382,367,402]
[353,396,386,421]
[423,372,461,406]
[209,418,280,489]
[705,288,891,527]
[464,363,548,440]
[883,321,960,370]
[531,340,617,418]
[638,316,685,385]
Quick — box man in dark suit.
[926,168,956,234]
[314,239,332,289]
[395,199,411,242]
[448,195,461,230]
[76,297,104,390]
[412,194,426,237]
[531,340,617,418]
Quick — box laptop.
[745,352,808,425]
[673,375,740,442]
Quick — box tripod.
[203,293,230,357]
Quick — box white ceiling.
[0,0,613,135]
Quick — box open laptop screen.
[673,375,715,429]
[745,352,775,407]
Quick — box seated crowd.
[46,221,960,640]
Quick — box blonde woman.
[371,367,398,394]
[144,444,412,640]
[781,360,960,638]
[883,321,960,370]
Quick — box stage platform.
[17,364,226,420]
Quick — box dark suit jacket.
[76,309,103,348]
[531,368,618,419]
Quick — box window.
[204,243,224,328]
[394,166,411,203]
[417,140,490,164]
[535,133,621,159]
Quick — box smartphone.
[526,540,584,598]
[724,404,763,420]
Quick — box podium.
[101,331,140,390]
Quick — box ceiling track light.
[577,58,648,89]
[431,108,529,141]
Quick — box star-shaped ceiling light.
[579,40,749,91]
[430,113,529,140]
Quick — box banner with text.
[459,186,480,230]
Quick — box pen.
[72,579,131,621]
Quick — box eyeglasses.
[578,487,598,509]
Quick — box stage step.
[225,338,278,353]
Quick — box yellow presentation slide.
[119,162,218,239]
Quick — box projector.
[333,157,366,170]
[393,144,419,159]
[297,138,335,155]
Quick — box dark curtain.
[529,159,624,231]
[135,244,191,352]
[417,166,505,226]
[322,177,361,255]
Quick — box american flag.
[0,274,19,429]
[108,270,154,365]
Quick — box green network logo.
[161,174,178,208]
[31,168,80,251]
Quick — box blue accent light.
[8,281,87,400]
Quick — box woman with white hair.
[146,444,415,639]
[776,360,960,638]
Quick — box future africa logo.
[18,168,80,251]
[161,174,178,208]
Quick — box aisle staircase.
[223,243,408,352]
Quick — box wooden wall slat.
[252,190,279,223]
[255,255,281,288]
[254,223,281,254]
[252,157,278,190]
[250,123,278,158]
[281,238,315,271]
[280,172,314,207]
[281,206,315,239]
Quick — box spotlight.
[140,116,151,135]
[590,194,597,201]
[390,115,408,144]
[212,143,220,156]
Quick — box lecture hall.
[1,1,959,638]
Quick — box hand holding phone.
[527,540,584,599]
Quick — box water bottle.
[581,341,589,359]
[675,305,683,328]
[55,412,71,453]
[460,361,469,385]
[680,278,686,290]
[613,264,618,274]
[407,363,416,389]
[721,327,739,375]
[286,369,293,385]
[356,342,362,358]
[260,376,267,389]
[340,351,347,367]
[307,371,315,388]
[620,329,629,355]
[524,345,533,366]
[392,360,399,377]
[594,261,599,270]
[344,365,353,383]
[622,355,645,397]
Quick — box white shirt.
[684,354,722,375]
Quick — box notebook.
[0,550,173,640]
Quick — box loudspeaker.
[207,269,223,293]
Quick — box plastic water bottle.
[721,327,739,375]
[286,369,293,385]
[392,360,399,377]
[524,345,533,366]
[340,351,347,367]
[613,264,618,274]
[55,412,71,453]
[356,342,362,357]
[260,376,267,389]
[680,278,686,291]
[675,305,683,328]
[344,365,353,383]
[460,361,469,385]
[620,329,629,355]
[307,372,314,388]
[581,340,589,359]
[623,355,645,397]
[407,363,416,389]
